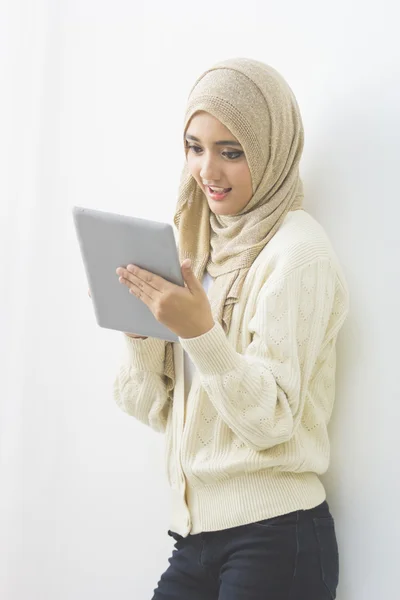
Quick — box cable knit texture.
[113,210,349,537]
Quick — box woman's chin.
[208,201,236,216]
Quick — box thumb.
[181,259,200,292]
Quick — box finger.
[117,268,159,301]
[129,273,158,301]
[118,275,152,301]
[180,259,201,294]
[125,264,169,293]
[88,288,91,297]
[125,279,153,306]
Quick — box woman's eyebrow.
[185,134,242,147]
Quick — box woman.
[113,57,349,599]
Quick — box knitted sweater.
[113,210,349,537]
[183,271,214,401]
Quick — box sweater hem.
[169,470,326,537]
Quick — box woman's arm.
[113,335,174,433]
[179,258,349,451]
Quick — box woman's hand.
[116,259,215,339]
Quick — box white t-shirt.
[183,270,214,401]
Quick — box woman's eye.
[186,145,202,154]
[223,151,243,160]
[186,144,243,160]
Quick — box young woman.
[113,57,349,599]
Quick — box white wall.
[1,0,398,598]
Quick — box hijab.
[164,57,305,398]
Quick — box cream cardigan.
[113,210,349,537]
[183,271,214,402]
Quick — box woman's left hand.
[116,259,215,339]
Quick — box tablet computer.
[72,206,184,342]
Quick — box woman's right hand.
[87,288,148,339]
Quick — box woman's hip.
[166,500,339,599]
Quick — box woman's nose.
[200,157,220,181]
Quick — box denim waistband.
[168,500,332,542]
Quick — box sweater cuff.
[179,321,241,375]
[124,334,166,374]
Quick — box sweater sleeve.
[113,335,173,433]
[179,258,348,451]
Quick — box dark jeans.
[152,500,339,599]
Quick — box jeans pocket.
[312,516,339,599]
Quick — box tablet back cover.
[72,206,184,342]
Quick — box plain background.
[1,0,399,598]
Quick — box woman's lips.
[206,186,232,200]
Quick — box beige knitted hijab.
[164,57,305,398]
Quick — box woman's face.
[184,111,253,216]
